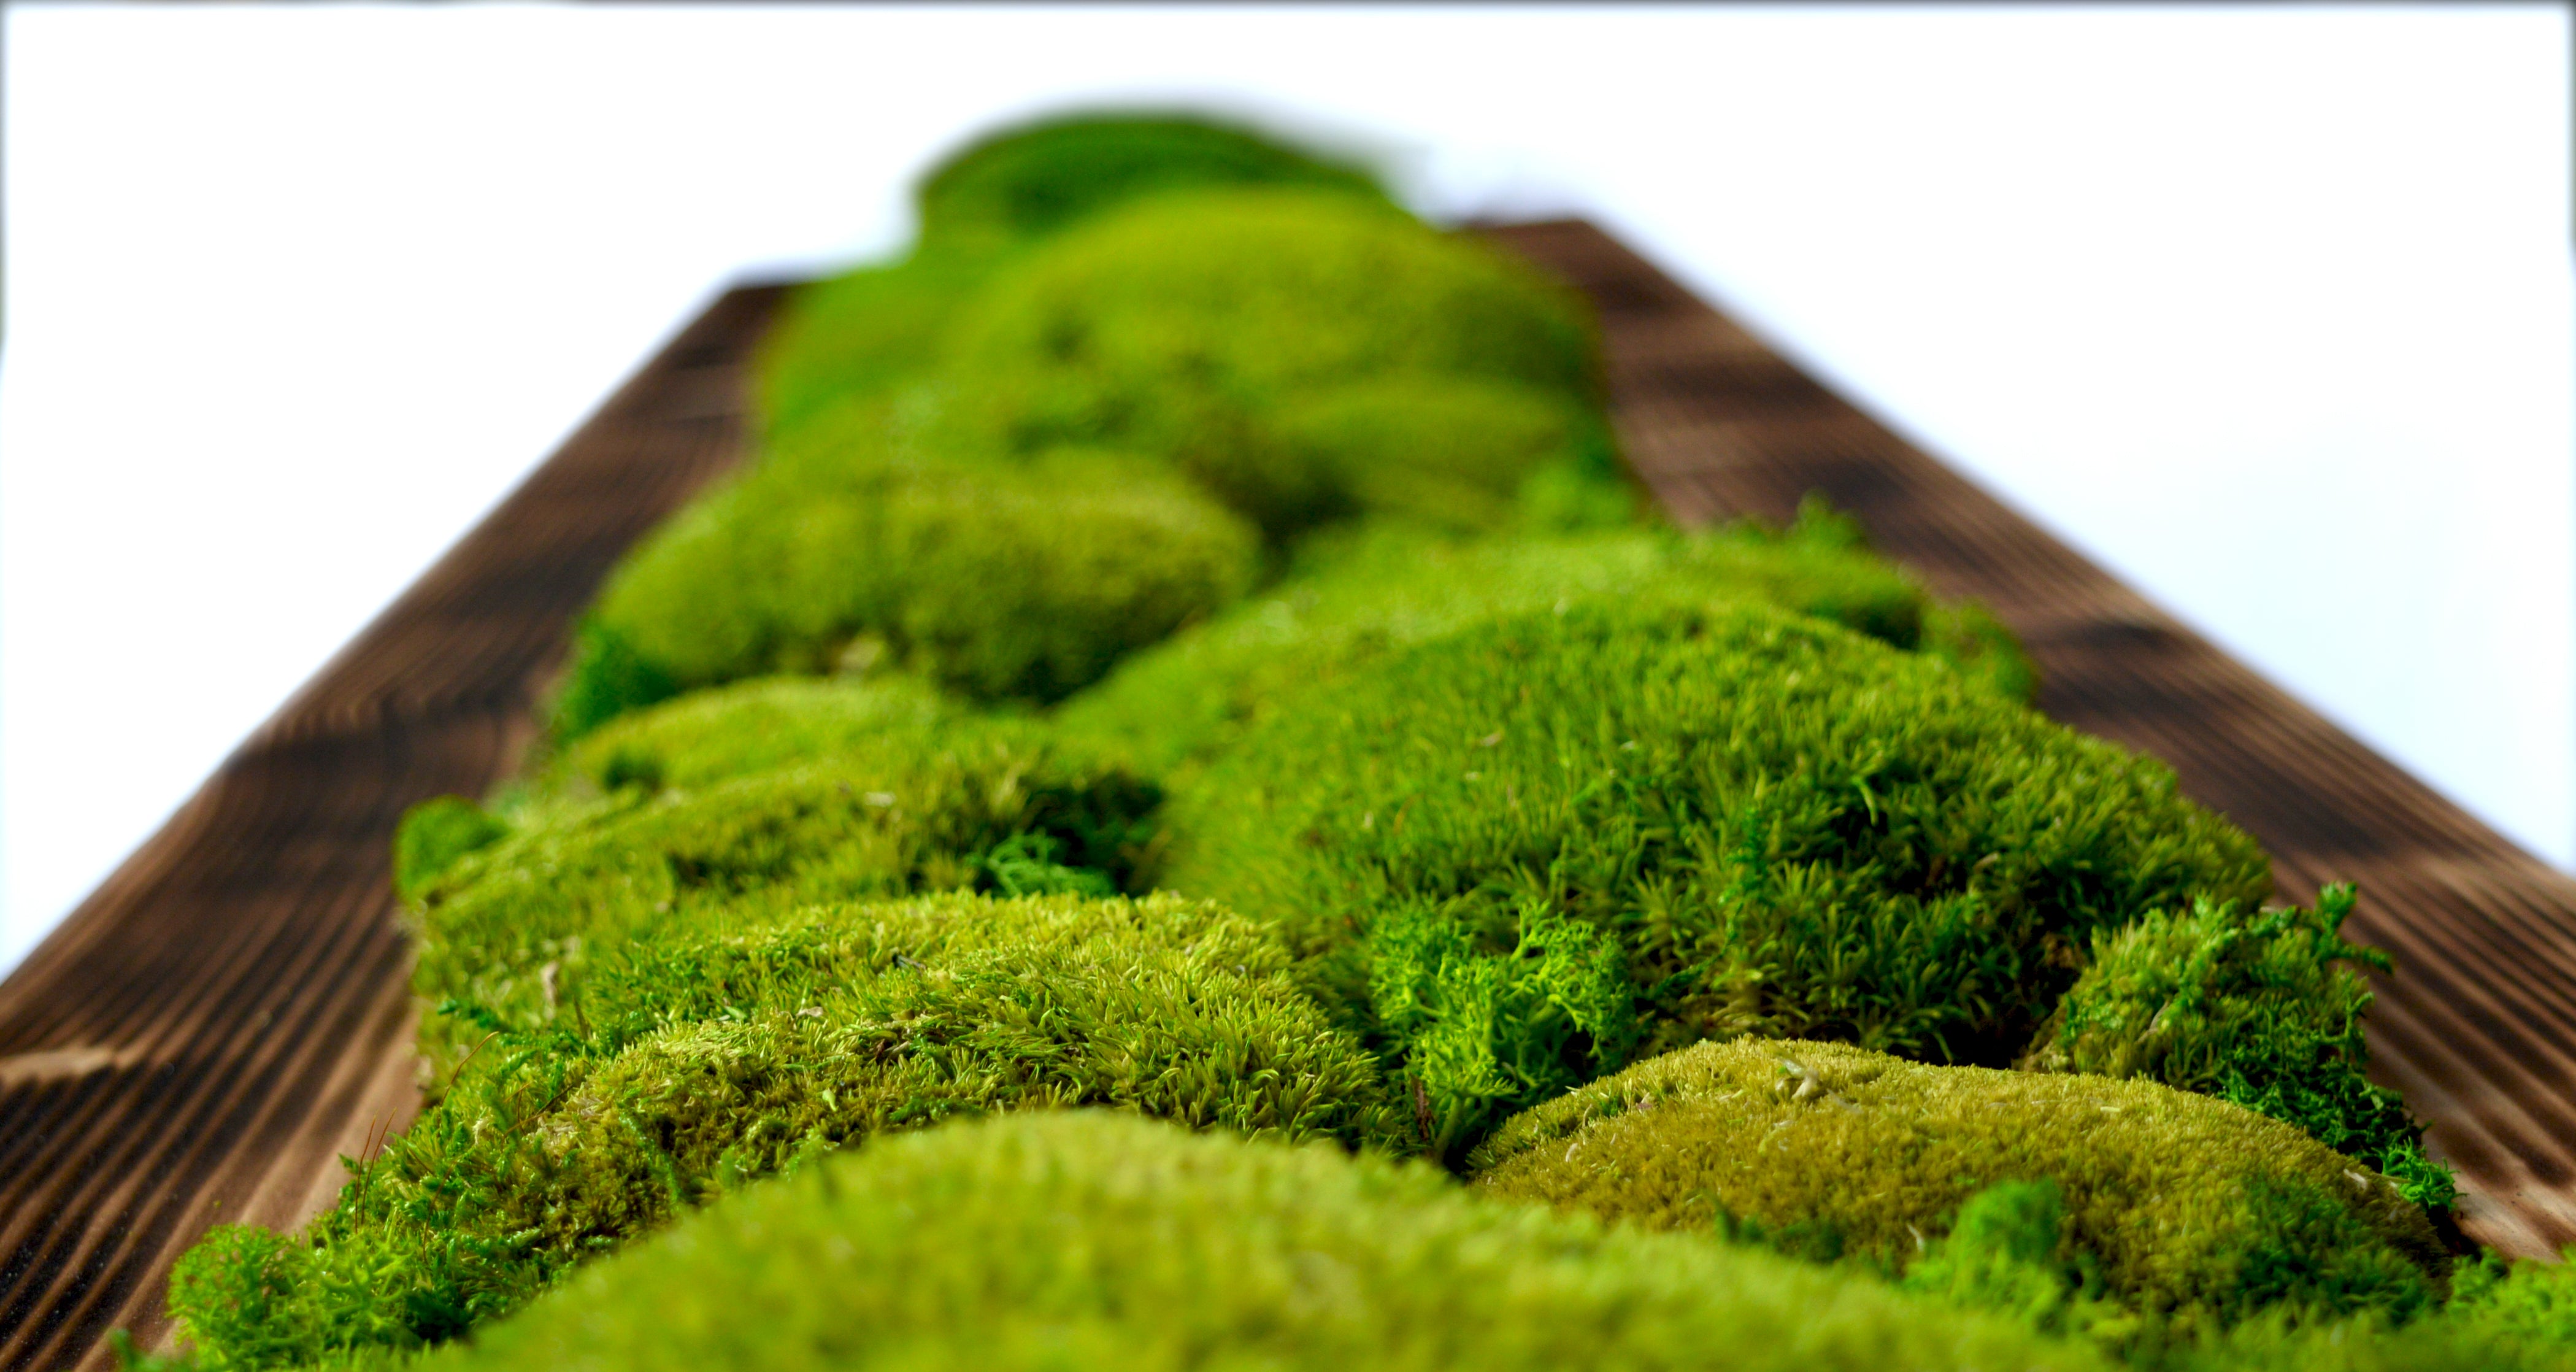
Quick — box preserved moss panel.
[1165,597,2268,1154]
[167,895,1396,1370]
[390,1112,2110,1372]
[936,187,1616,540]
[561,417,1260,734]
[2021,885,2451,1210]
[405,722,1159,1071]
[1056,503,2034,778]
[1469,1039,2448,1338]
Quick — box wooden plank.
[0,282,791,1371]
[1483,217,2576,1259]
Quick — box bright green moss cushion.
[2020,885,2451,1209]
[752,253,996,442]
[761,114,1390,443]
[934,187,1609,539]
[558,411,1259,734]
[1055,504,2034,779]
[913,112,1390,255]
[1468,1039,2448,1337]
[526,675,960,806]
[1163,595,2267,1153]
[366,1111,2110,1372]
[407,719,1158,1072]
[169,895,1396,1370]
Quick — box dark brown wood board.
[0,283,792,1371]
[4,217,2573,1370]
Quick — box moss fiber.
[1166,595,2268,1152]
[1469,1039,2447,1337]
[383,1111,2110,1372]
[168,895,1395,1370]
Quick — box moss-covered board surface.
[9,111,2576,1372]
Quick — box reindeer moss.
[375,1111,2110,1372]
[170,896,1396,1371]
[407,724,1158,1073]
[934,187,1609,540]
[2020,886,2452,1209]
[1164,596,2267,1152]
[1469,1039,2447,1336]
[559,420,1258,734]
[1056,501,2033,782]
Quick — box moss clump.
[752,252,996,443]
[169,895,1397,1370]
[525,674,960,806]
[368,1110,2109,1372]
[913,112,1390,256]
[1469,1039,2447,1336]
[556,418,1259,734]
[1165,596,2266,1151]
[936,187,1609,540]
[759,114,1387,443]
[2020,885,2453,1211]
[1057,502,2033,780]
[392,797,509,903]
[407,719,1158,1072]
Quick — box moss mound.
[557,419,1259,734]
[407,719,1158,1071]
[1164,595,2266,1152]
[361,1111,2109,1372]
[752,253,994,442]
[1469,1039,2448,1335]
[169,895,1396,1370]
[1056,501,2034,779]
[936,187,1609,539]
[529,675,960,806]
[914,112,1390,255]
[760,114,1386,442]
[2019,885,2451,1209]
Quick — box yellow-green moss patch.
[1469,1038,2447,1335]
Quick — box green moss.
[1264,375,1634,535]
[408,719,1158,1073]
[169,895,1398,1370]
[2021,885,2453,1210]
[1163,595,2266,1150]
[1469,1039,2447,1337]
[525,674,960,807]
[752,252,996,443]
[545,617,678,745]
[1056,504,2031,781]
[935,187,1605,539]
[914,112,1390,255]
[565,412,1259,730]
[392,798,509,904]
[374,1111,2110,1372]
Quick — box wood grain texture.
[6,218,2573,1369]
[0,282,791,1371]
[1483,217,2576,1260]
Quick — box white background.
[4,4,2570,978]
